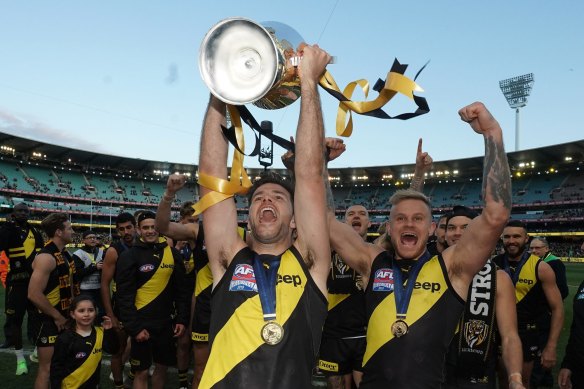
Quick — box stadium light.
[499,73,534,151]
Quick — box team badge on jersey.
[463,319,489,349]
[372,268,394,292]
[229,264,258,292]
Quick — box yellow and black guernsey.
[192,224,246,343]
[38,241,78,319]
[493,252,546,328]
[360,251,464,389]
[0,221,43,282]
[200,246,327,389]
[114,237,190,336]
[50,326,120,388]
[322,252,366,338]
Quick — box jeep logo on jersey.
[139,264,155,272]
[372,268,394,292]
[75,352,87,359]
[229,264,258,292]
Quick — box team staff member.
[558,279,584,389]
[50,295,120,388]
[493,221,564,388]
[442,206,524,389]
[327,102,512,388]
[72,230,105,319]
[317,205,368,388]
[197,43,332,389]
[28,212,79,389]
[116,211,190,389]
[0,202,44,375]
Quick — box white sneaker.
[29,348,38,363]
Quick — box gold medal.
[391,319,409,338]
[261,321,284,345]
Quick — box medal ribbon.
[503,250,531,285]
[391,250,432,320]
[252,255,281,322]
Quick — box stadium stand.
[1,131,584,256]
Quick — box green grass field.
[1,263,583,388]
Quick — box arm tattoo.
[410,174,424,192]
[482,135,512,210]
[324,169,335,211]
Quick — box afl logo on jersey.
[75,352,87,359]
[139,264,155,272]
[229,264,258,292]
[372,268,394,292]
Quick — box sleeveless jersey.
[360,252,464,389]
[38,241,78,317]
[493,253,546,327]
[0,222,43,281]
[322,251,366,338]
[200,246,327,389]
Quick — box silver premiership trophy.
[199,17,305,110]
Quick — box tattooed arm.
[443,102,512,297]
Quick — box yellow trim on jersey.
[195,264,213,297]
[135,245,174,310]
[515,254,539,303]
[200,250,306,388]
[328,293,350,311]
[363,257,447,365]
[62,327,103,388]
[46,286,60,307]
[24,229,38,258]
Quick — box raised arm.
[198,96,245,277]
[445,102,511,295]
[538,261,564,369]
[291,44,332,290]
[409,138,433,192]
[156,173,199,241]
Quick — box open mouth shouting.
[259,206,277,223]
[400,232,419,247]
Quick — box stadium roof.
[1,130,583,181]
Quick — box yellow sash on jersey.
[328,293,351,311]
[200,250,306,388]
[514,254,540,303]
[195,264,213,298]
[135,244,174,310]
[61,327,103,388]
[363,257,447,365]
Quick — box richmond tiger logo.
[463,319,489,348]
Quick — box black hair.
[506,220,527,230]
[115,212,136,227]
[137,210,156,225]
[446,205,479,226]
[246,171,294,204]
[179,201,196,218]
[67,294,97,330]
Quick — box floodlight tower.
[499,73,534,151]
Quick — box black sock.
[178,369,189,386]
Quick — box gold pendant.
[261,321,284,345]
[391,319,409,338]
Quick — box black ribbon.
[252,254,281,322]
[392,250,432,319]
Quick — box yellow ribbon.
[319,70,424,137]
[193,68,424,214]
[193,105,252,215]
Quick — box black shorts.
[519,325,540,362]
[191,270,213,342]
[318,336,366,376]
[35,318,59,347]
[130,325,176,371]
[5,281,33,323]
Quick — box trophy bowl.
[199,17,304,110]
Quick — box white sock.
[15,348,25,363]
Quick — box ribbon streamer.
[194,59,429,214]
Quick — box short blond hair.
[389,189,432,215]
